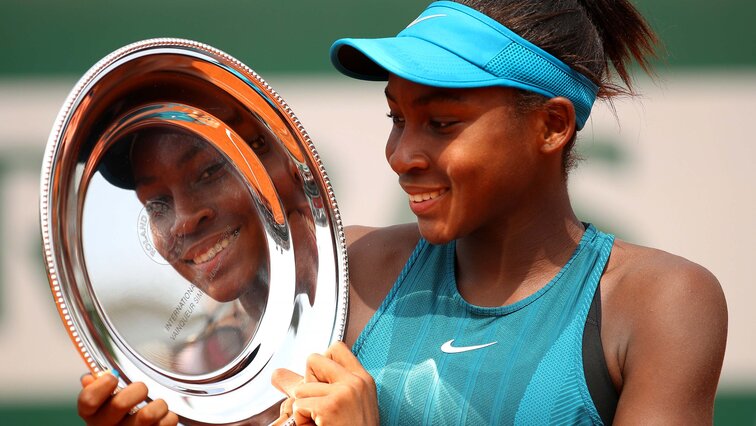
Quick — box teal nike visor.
[330,1,599,130]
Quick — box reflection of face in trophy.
[93,116,321,375]
[125,127,270,315]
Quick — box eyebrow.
[384,87,466,106]
[178,143,203,166]
[134,175,154,188]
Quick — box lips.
[185,228,240,265]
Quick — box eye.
[386,112,405,126]
[250,135,269,153]
[199,162,225,181]
[429,118,459,130]
[145,199,171,218]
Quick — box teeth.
[409,189,446,203]
[193,231,239,264]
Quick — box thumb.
[80,373,95,388]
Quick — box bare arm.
[607,248,728,425]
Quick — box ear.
[538,97,576,154]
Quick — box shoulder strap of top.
[582,225,619,424]
[583,257,619,424]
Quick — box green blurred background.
[3,0,756,76]
[1,1,755,424]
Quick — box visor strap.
[399,1,598,128]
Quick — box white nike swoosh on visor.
[440,339,497,354]
[405,14,447,29]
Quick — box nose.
[170,195,215,237]
[385,128,430,175]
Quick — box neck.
[455,182,584,307]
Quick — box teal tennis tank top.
[352,224,615,425]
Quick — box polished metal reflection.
[86,124,271,377]
[40,39,348,425]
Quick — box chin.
[203,284,241,303]
[417,220,457,245]
[206,268,265,304]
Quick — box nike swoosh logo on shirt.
[405,14,447,29]
[440,339,497,354]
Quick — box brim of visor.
[332,37,510,89]
[99,139,135,190]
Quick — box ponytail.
[454,0,659,98]
[575,0,658,97]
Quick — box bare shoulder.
[601,239,728,423]
[345,223,421,272]
[346,223,421,249]
[603,239,726,310]
[602,238,728,347]
[342,224,421,347]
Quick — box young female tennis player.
[78,1,727,425]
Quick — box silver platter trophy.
[40,39,349,425]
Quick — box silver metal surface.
[40,38,348,425]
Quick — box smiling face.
[130,128,269,303]
[384,75,548,244]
